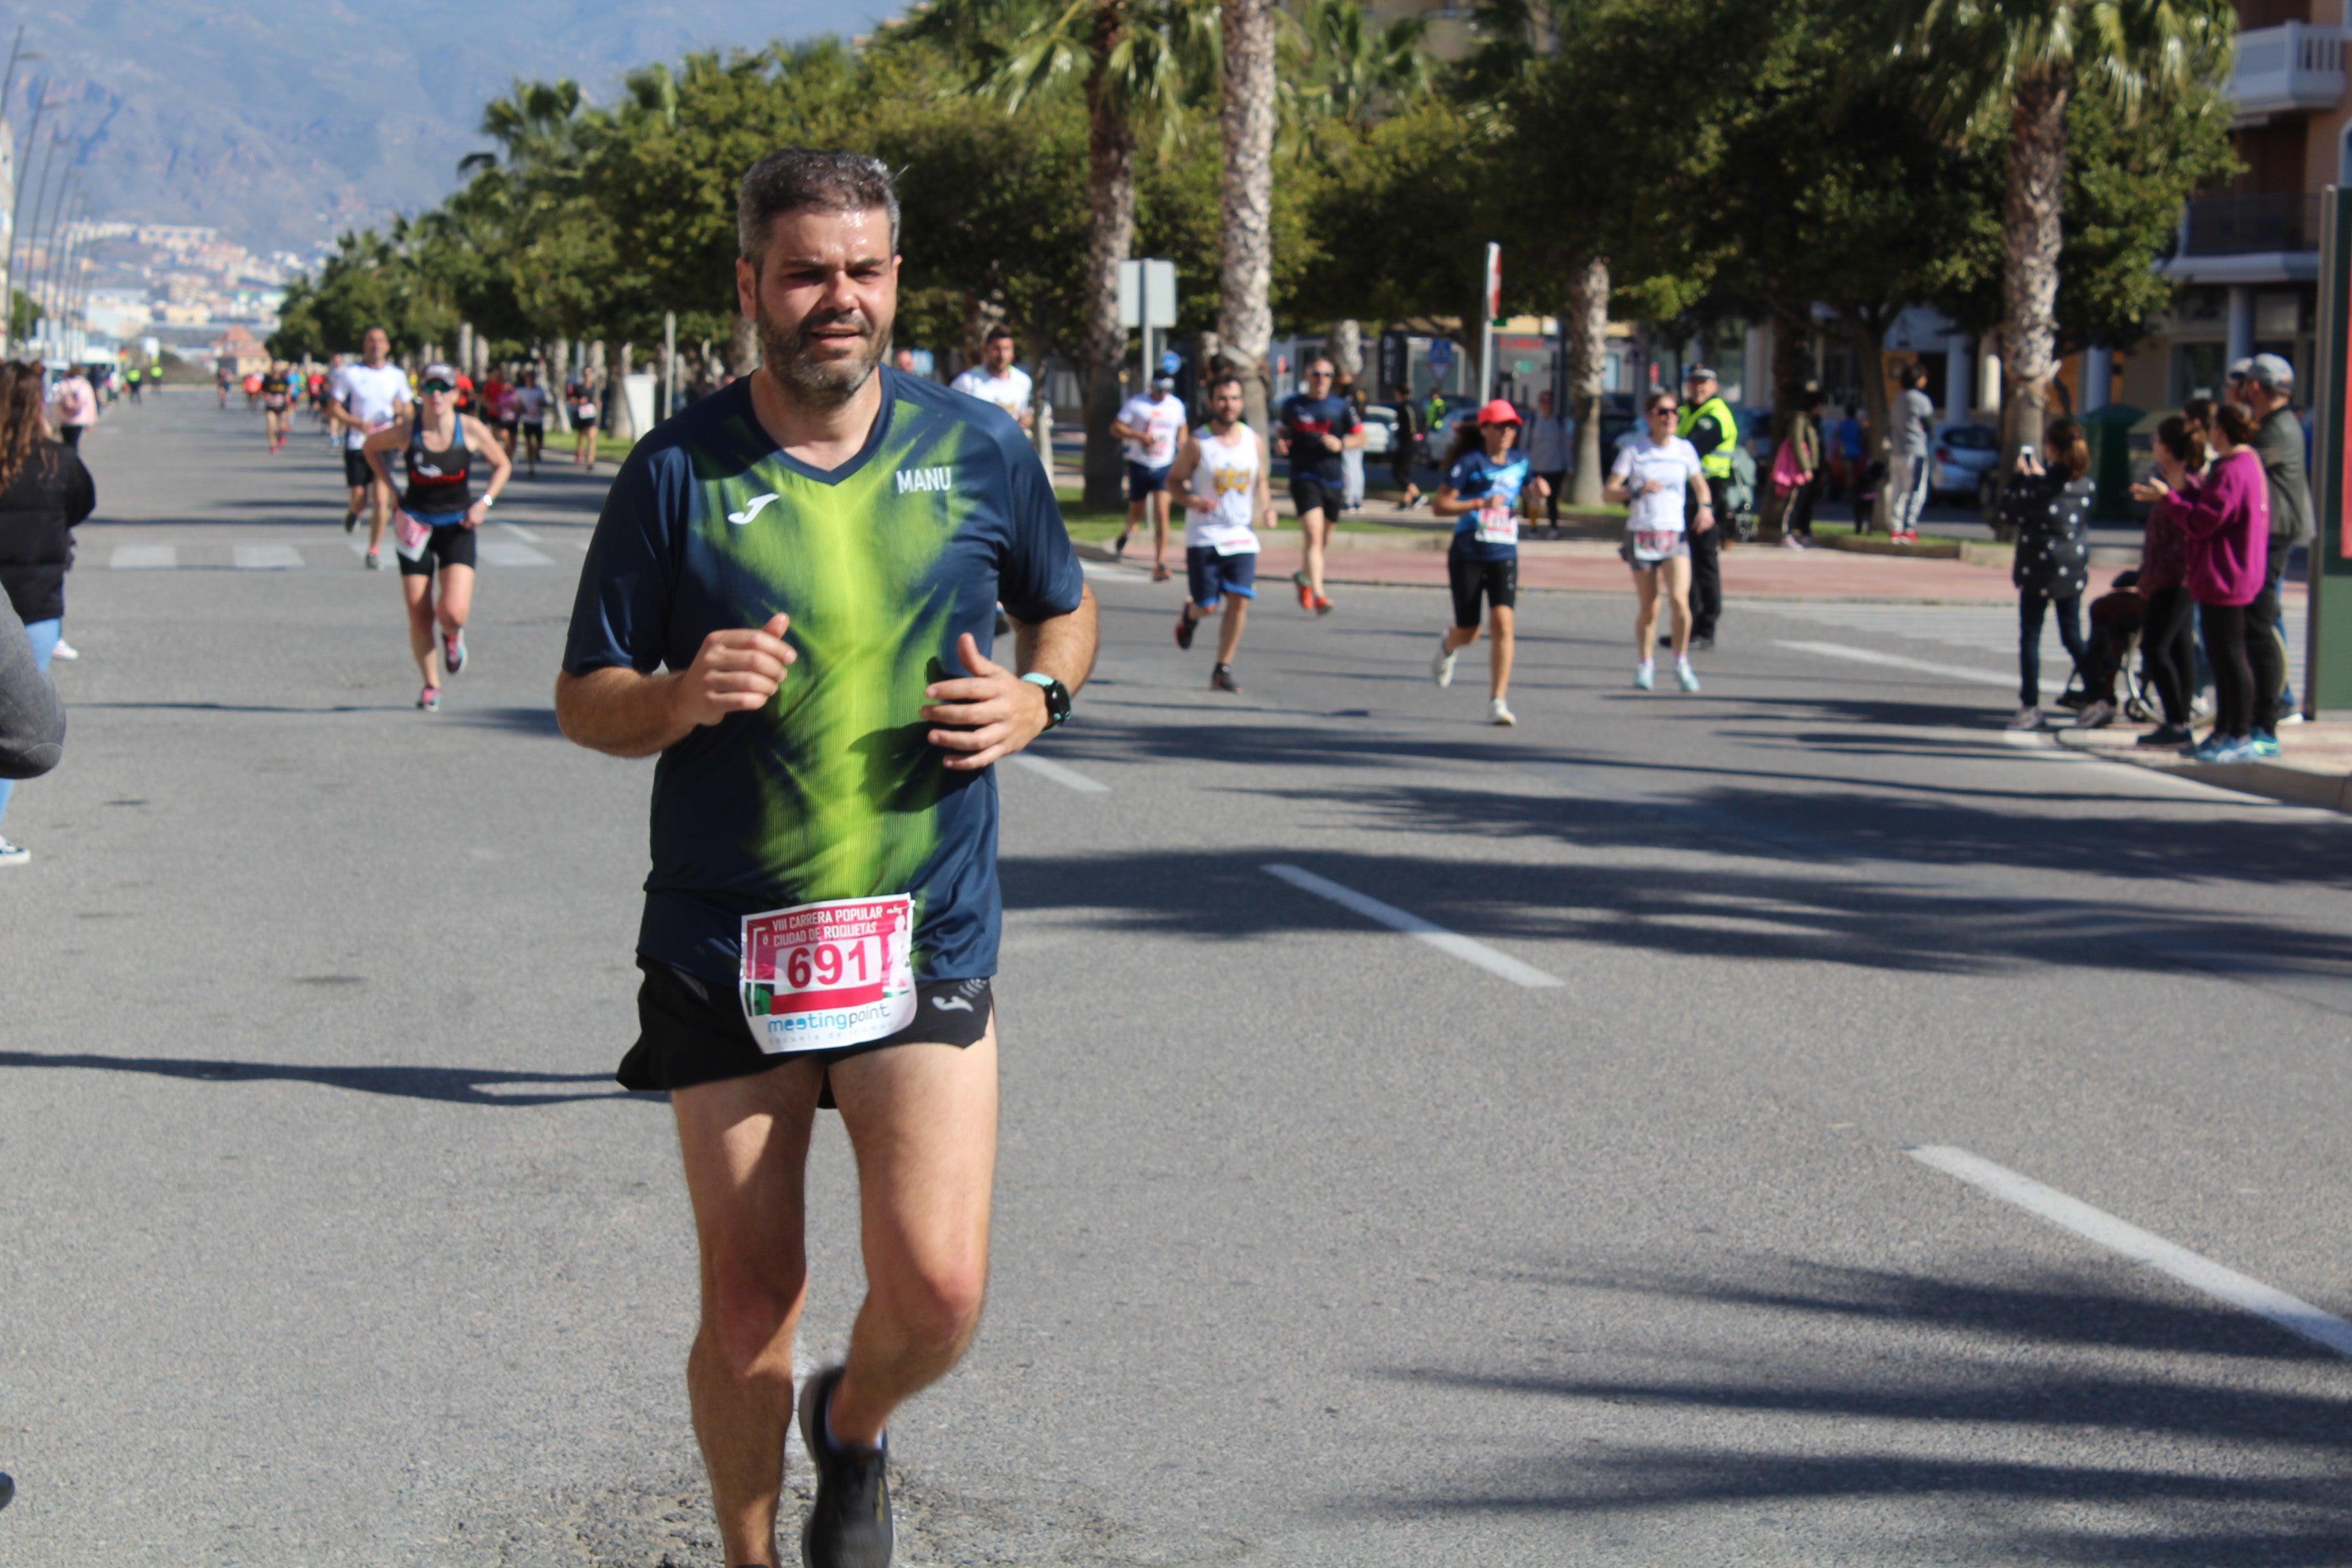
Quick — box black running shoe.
[797,1366,892,1568]
[1175,610,1196,651]
[1211,664,1241,693]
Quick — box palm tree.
[910,0,1217,508]
[1891,0,2234,456]
[1218,0,1277,431]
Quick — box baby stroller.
[2056,570,2163,722]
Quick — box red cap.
[1476,399,1522,426]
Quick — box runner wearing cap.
[360,361,512,710]
[1274,355,1365,615]
[1108,375,1188,581]
[1428,399,1545,725]
[1608,388,1710,692]
[1166,371,1271,692]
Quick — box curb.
[2053,729,2352,814]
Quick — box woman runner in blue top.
[1428,398,1546,725]
[362,361,512,710]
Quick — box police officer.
[1676,365,1737,650]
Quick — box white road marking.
[1007,752,1109,793]
[1910,1145,2352,1360]
[1262,863,1565,989]
[477,541,553,567]
[498,521,543,542]
[232,543,304,570]
[110,544,176,570]
[1776,639,2015,688]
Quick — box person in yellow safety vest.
[1676,365,1737,650]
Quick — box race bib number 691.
[739,894,916,1055]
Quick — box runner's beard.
[759,301,887,410]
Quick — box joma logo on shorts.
[896,466,953,494]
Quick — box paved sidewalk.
[2057,717,2352,814]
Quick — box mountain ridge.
[15,0,881,253]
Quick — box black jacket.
[0,440,97,625]
[2004,472,2093,600]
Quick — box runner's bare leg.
[825,1030,1000,1446]
[1216,597,1249,664]
[1151,489,1171,573]
[368,478,393,555]
[674,1059,828,1568]
[1301,507,1328,599]
[1487,604,1515,700]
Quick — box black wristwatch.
[1021,672,1073,729]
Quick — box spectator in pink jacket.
[2175,402,2270,762]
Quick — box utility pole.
[37,178,75,352]
[662,310,676,421]
[16,123,60,354]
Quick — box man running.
[259,361,295,453]
[513,368,549,476]
[329,327,414,570]
[555,147,1096,1568]
[1166,370,1270,692]
[1107,373,1187,581]
[1273,355,1363,615]
[947,326,1032,431]
[361,362,512,711]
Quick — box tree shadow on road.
[1377,1254,2352,1563]
[0,1049,653,1107]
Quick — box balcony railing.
[2228,21,2347,118]
[2182,192,2323,255]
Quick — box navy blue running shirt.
[1277,393,1361,483]
[563,370,1085,987]
[1446,448,1534,564]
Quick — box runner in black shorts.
[555,148,1097,1568]
[259,361,295,453]
[1273,356,1364,615]
[361,361,510,710]
[1428,399,1543,726]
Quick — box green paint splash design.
[708,400,968,913]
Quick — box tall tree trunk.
[2001,71,2067,466]
[1853,311,1895,534]
[1326,320,1362,385]
[1080,12,1141,512]
[1218,0,1277,435]
[1565,255,1608,507]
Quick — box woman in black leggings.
[2125,415,2204,747]
[2172,401,2272,762]
[2000,417,2093,730]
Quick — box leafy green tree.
[1887,0,2237,455]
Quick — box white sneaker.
[1676,661,1701,693]
[2191,692,2215,721]
[2278,710,2306,725]
[1431,640,1456,688]
[2072,699,2115,730]
[48,638,78,662]
[1488,697,1516,726]
[1780,533,1807,549]
[2007,705,2044,731]
[0,837,27,866]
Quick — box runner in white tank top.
[1165,373,1273,692]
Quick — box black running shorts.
[620,957,994,1099]
[1448,552,1517,627]
[1289,472,1344,519]
[343,449,381,488]
[396,518,479,578]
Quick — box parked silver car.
[1929,421,2000,503]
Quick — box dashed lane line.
[1006,752,1109,793]
[1910,1145,2352,1360]
[110,544,176,570]
[231,542,304,570]
[1775,639,2015,688]
[1262,863,1565,989]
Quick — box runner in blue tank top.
[1428,399,1545,725]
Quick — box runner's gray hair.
[738,148,901,267]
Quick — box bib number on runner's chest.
[739,894,916,1055]
[1475,502,1518,546]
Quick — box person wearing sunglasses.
[1273,355,1365,615]
[1605,389,1712,691]
[1428,399,1544,725]
[361,361,512,711]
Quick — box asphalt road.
[5,393,2349,1567]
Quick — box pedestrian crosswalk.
[107,534,571,570]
